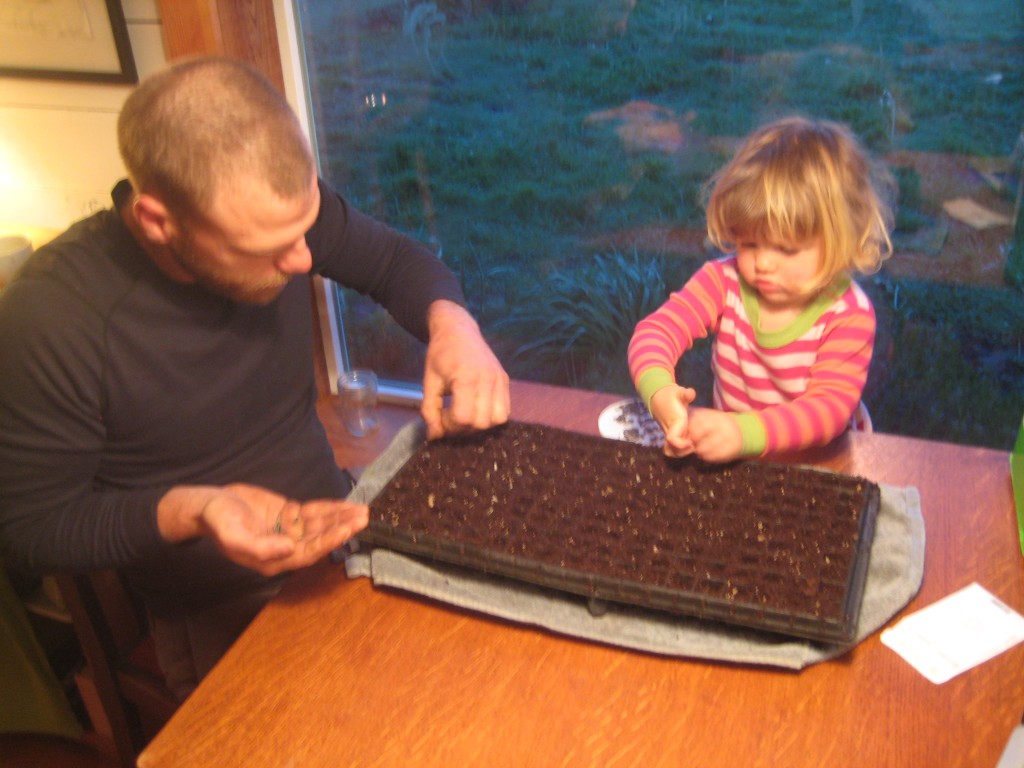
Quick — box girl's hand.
[687,408,744,463]
[649,385,697,457]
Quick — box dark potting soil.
[363,421,880,643]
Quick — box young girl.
[628,116,893,462]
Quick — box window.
[293,0,1023,449]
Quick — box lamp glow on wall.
[0,133,29,188]
[0,136,61,251]
[0,132,38,223]
[0,131,67,240]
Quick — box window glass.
[296,0,1023,449]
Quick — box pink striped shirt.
[628,257,876,456]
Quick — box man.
[0,57,509,697]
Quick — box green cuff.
[635,368,677,410]
[732,412,767,457]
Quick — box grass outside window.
[299,0,1024,449]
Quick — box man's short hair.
[118,56,315,217]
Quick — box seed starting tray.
[359,421,881,644]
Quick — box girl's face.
[735,235,824,312]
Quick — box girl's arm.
[628,260,730,455]
[628,259,729,405]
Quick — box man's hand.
[158,484,368,576]
[649,384,697,458]
[687,408,744,463]
[421,300,510,440]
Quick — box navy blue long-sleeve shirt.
[0,178,464,615]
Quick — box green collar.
[739,274,850,348]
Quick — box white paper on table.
[881,582,1024,684]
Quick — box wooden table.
[139,381,1024,768]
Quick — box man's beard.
[169,234,291,305]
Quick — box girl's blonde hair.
[704,116,893,292]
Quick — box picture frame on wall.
[0,0,138,84]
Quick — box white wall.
[0,1,166,240]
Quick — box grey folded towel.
[344,420,925,669]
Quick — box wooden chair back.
[55,570,179,768]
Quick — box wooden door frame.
[156,0,284,90]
